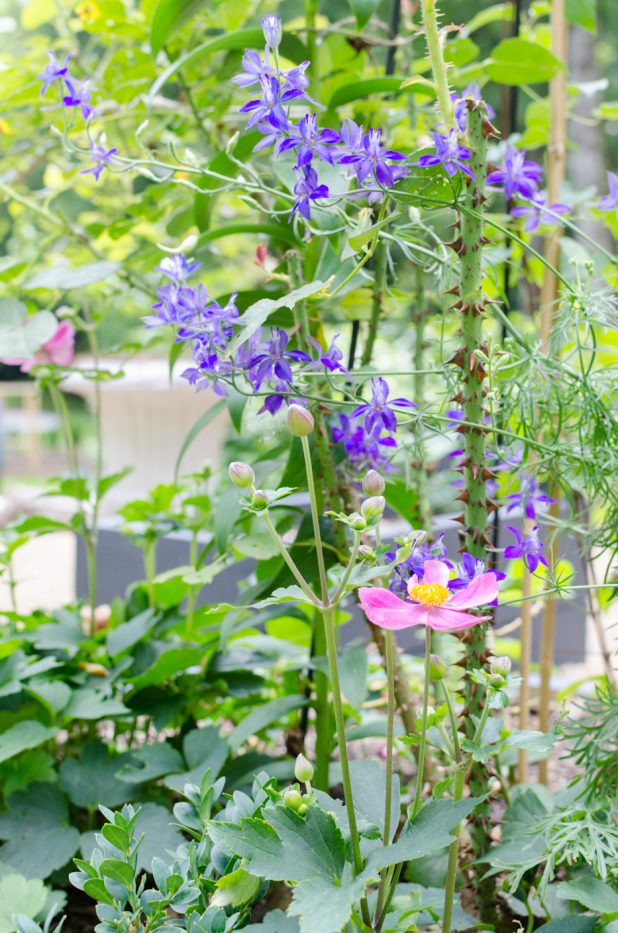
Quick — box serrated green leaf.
[59,742,141,808]
[0,783,80,879]
[0,721,58,765]
[226,280,326,354]
[486,38,563,86]
[557,875,618,913]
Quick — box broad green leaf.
[348,213,399,251]
[117,742,184,783]
[197,222,299,248]
[536,918,599,933]
[174,398,227,481]
[466,3,514,33]
[133,802,185,872]
[328,77,411,109]
[349,759,399,841]
[210,805,346,883]
[0,300,56,360]
[150,0,207,55]
[444,38,480,67]
[242,909,300,933]
[565,0,596,31]
[127,647,204,690]
[164,724,229,793]
[288,874,370,933]
[0,749,56,797]
[557,876,618,913]
[0,783,80,879]
[226,280,327,354]
[347,0,381,30]
[486,39,563,86]
[59,742,141,808]
[24,261,120,290]
[64,687,130,720]
[211,867,261,908]
[0,875,48,933]
[365,798,480,872]
[228,695,308,753]
[106,608,158,657]
[503,729,559,755]
[25,680,71,718]
[99,857,134,888]
[0,721,58,765]
[338,645,369,711]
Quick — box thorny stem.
[361,237,388,367]
[420,0,454,128]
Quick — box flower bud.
[489,656,512,677]
[283,788,303,811]
[351,515,367,531]
[286,404,314,437]
[361,496,386,521]
[358,545,376,563]
[429,654,448,681]
[250,489,269,511]
[489,672,506,688]
[363,470,385,496]
[294,753,314,784]
[229,461,255,489]
[261,13,282,50]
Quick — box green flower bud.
[298,803,308,815]
[229,461,255,489]
[490,656,512,677]
[429,654,448,681]
[283,788,303,811]
[358,545,376,563]
[286,404,314,437]
[251,489,269,511]
[362,470,385,496]
[361,496,386,521]
[351,515,367,531]
[489,672,506,688]
[294,753,314,784]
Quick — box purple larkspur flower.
[451,82,495,133]
[62,78,96,120]
[261,14,282,51]
[282,61,313,97]
[486,143,543,200]
[417,129,474,179]
[504,525,548,574]
[597,171,618,212]
[352,377,416,433]
[449,552,505,605]
[510,194,570,233]
[183,348,233,396]
[80,143,118,181]
[505,473,555,521]
[231,50,273,89]
[388,534,452,597]
[38,51,71,96]
[240,74,304,129]
[307,334,347,373]
[145,284,198,328]
[246,327,311,388]
[487,445,525,472]
[178,288,239,350]
[339,124,407,187]
[156,254,201,282]
[289,164,329,220]
[279,113,341,165]
[332,413,396,474]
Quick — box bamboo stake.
[538,0,567,786]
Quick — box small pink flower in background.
[359,559,498,632]
[1,320,76,373]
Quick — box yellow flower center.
[407,582,450,607]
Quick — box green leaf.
[466,3,514,33]
[565,0,596,31]
[444,37,480,66]
[116,742,184,784]
[347,0,381,30]
[197,222,299,248]
[59,742,141,809]
[0,721,58,765]
[503,729,559,755]
[164,724,229,793]
[486,38,563,86]
[349,760,399,841]
[150,0,207,55]
[536,918,599,933]
[288,874,369,933]
[0,875,49,933]
[365,798,480,872]
[328,77,411,109]
[338,646,368,711]
[557,876,618,914]
[226,280,326,354]
[23,261,120,290]
[174,398,226,481]
[0,783,80,879]
[26,680,71,718]
[242,910,300,933]
[83,877,115,906]
[211,867,261,908]
[228,695,308,753]
[99,858,134,888]
[127,647,204,690]
[106,608,158,657]
[133,802,185,872]
[0,301,57,360]
[211,805,346,883]
[348,213,399,251]
[64,687,130,720]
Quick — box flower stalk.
[420,0,454,128]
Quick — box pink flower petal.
[358,587,427,630]
[426,607,488,631]
[446,572,498,610]
[421,559,450,587]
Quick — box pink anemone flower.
[1,320,76,373]
[359,559,498,631]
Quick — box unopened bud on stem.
[489,656,512,677]
[287,404,314,437]
[251,490,269,511]
[361,496,386,521]
[429,654,448,681]
[229,461,255,489]
[363,470,385,496]
[294,753,314,784]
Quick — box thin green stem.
[312,612,331,792]
[472,693,492,745]
[143,538,157,608]
[331,532,361,605]
[375,629,396,920]
[260,511,320,605]
[187,531,199,631]
[301,437,329,604]
[361,237,387,367]
[441,681,464,933]
[412,626,432,818]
